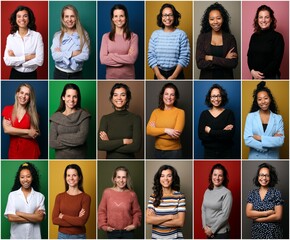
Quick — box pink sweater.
[98,188,142,231]
[100,32,138,79]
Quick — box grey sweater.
[50,109,91,159]
[202,186,232,234]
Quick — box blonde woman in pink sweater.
[98,166,142,239]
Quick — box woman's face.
[160,169,173,189]
[163,88,176,108]
[17,86,30,106]
[62,89,78,110]
[112,9,126,29]
[212,169,224,188]
[16,10,29,29]
[114,170,127,190]
[209,10,223,32]
[19,169,32,189]
[161,7,174,28]
[63,9,76,30]
[258,10,272,30]
[258,167,270,187]
[210,88,222,107]
[112,87,127,110]
[257,91,271,111]
[66,168,80,188]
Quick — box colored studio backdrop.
[242,81,289,159]
[49,81,96,159]
[194,161,241,239]
[1,161,48,239]
[97,81,144,159]
[49,1,96,79]
[49,161,96,239]
[146,1,193,79]
[194,1,241,79]
[97,1,144,79]
[1,81,48,159]
[242,1,289,80]
[146,81,193,159]
[1,1,48,79]
[97,161,144,239]
[242,161,289,238]
[194,81,241,159]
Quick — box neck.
[67,186,81,195]
[162,187,172,195]
[260,186,269,191]
[259,109,270,114]
[66,28,76,34]
[114,186,126,192]
[164,105,174,110]
[212,106,222,111]
[18,27,28,36]
[212,30,222,36]
[115,27,124,35]
[164,26,175,32]
[21,187,32,193]
[63,108,76,115]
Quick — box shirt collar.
[15,29,31,38]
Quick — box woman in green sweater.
[98,83,142,159]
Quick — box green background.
[49,1,96,79]
[49,81,96,159]
[1,161,48,239]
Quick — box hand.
[148,121,156,127]
[8,50,15,56]
[72,50,81,57]
[205,55,213,61]
[225,47,238,59]
[123,138,133,145]
[155,72,166,80]
[107,226,115,232]
[28,128,39,139]
[274,132,283,137]
[79,208,85,217]
[204,226,213,237]
[128,47,135,55]
[54,47,61,52]
[265,209,275,217]
[124,224,135,231]
[99,131,109,141]
[205,126,211,133]
[251,69,264,79]
[224,124,234,130]
[147,208,156,216]
[253,134,261,141]
[164,128,181,138]
[25,54,36,61]
[3,118,12,127]
[59,213,64,219]
[34,208,45,215]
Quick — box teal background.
[1,161,48,239]
[49,1,96,79]
[49,81,96,159]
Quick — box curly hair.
[10,6,36,34]
[157,3,181,29]
[56,83,82,112]
[249,81,278,113]
[111,166,133,190]
[205,83,229,107]
[152,165,180,207]
[208,163,229,190]
[253,162,278,187]
[200,2,231,34]
[109,4,132,41]
[11,162,40,192]
[253,5,277,32]
[158,83,180,110]
[110,83,132,110]
[64,164,84,192]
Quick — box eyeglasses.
[210,95,222,99]
[259,174,270,178]
[162,14,174,18]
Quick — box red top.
[2,105,40,159]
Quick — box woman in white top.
[51,5,90,79]
[4,162,45,239]
[3,5,44,79]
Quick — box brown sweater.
[52,192,91,235]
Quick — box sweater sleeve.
[261,115,284,148]
[98,189,109,231]
[71,32,90,63]
[146,109,167,137]
[196,33,214,70]
[247,34,255,72]
[51,32,72,63]
[198,111,211,141]
[177,31,190,67]
[52,194,73,227]
[49,121,67,150]
[210,191,232,234]
[3,35,25,67]
[100,34,123,67]
[131,191,142,228]
[148,31,158,68]
[201,192,206,228]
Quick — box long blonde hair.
[12,83,40,132]
[59,5,90,51]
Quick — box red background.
[194,161,241,239]
[1,1,48,79]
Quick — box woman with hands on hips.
[196,2,238,79]
[98,166,142,239]
[52,164,91,239]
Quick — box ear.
[62,96,65,101]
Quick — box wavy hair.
[158,83,180,110]
[10,6,36,34]
[208,163,229,190]
[111,166,133,190]
[109,83,132,110]
[152,165,180,207]
[200,2,231,34]
[253,5,277,32]
[64,164,84,192]
[253,162,278,187]
[157,3,181,28]
[205,83,228,107]
[56,83,82,112]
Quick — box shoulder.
[173,107,185,114]
[131,32,138,39]
[173,191,185,198]
[127,111,141,119]
[50,112,63,122]
[150,29,163,38]
[2,105,13,116]
[223,32,236,39]
[197,32,210,40]
[78,109,91,119]
[82,192,91,201]
[53,31,61,39]
[270,111,282,119]
[273,30,284,39]
[30,30,42,37]
[224,109,234,115]
[175,29,188,38]
[102,32,110,39]
[55,192,66,200]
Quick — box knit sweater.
[247,29,284,79]
[98,188,142,231]
[148,29,190,71]
[50,109,91,159]
[100,33,138,79]
[98,110,142,159]
[52,192,91,235]
[202,186,232,234]
[147,107,185,150]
